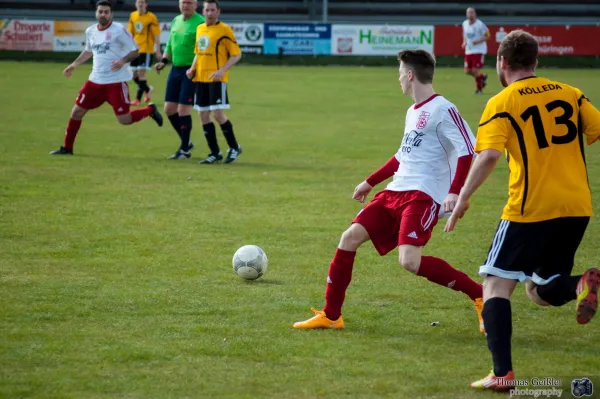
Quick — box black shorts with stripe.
[130,53,153,70]
[194,82,230,112]
[479,217,589,285]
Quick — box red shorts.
[353,190,440,255]
[464,53,485,70]
[75,81,131,115]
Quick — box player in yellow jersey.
[186,0,242,164]
[128,0,161,105]
[445,30,600,391]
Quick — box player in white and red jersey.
[462,7,490,94]
[50,0,163,155]
[293,49,484,332]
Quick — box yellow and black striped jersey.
[476,76,600,222]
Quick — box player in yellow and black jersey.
[128,0,161,105]
[186,0,242,164]
[445,30,600,390]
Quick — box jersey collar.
[97,21,112,31]
[414,94,440,110]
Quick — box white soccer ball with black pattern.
[232,245,268,280]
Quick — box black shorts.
[130,53,153,70]
[194,82,230,111]
[479,217,589,285]
[165,66,195,105]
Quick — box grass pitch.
[1,61,599,399]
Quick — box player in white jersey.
[293,49,484,332]
[462,7,490,94]
[50,0,163,155]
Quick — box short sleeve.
[118,26,138,51]
[224,26,241,56]
[84,28,92,52]
[475,97,511,153]
[150,15,161,37]
[127,15,134,35]
[571,87,600,145]
[479,21,489,36]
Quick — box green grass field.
[1,61,599,399]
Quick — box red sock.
[417,256,483,300]
[475,74,484,90]
[323,248,356,320]
[64,118,82,150]
[131,106,153,123]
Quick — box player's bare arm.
[64,50,93,77]
[154,51,170,73]
[444,149,501,232]
[209,54,241,81]
[111,49,139,71]
[186,54,199,79]
[154,34,162,60]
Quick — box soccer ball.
[232,245,268,280]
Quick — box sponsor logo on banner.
[264,23,331,55]
[53,20,128,51]
[331,25,434,55]
[434,25,600,56]
[160,22,264,53]
[0,19,54,51]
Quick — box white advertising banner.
[331,25,434,55]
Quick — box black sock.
[139,80,150,93]
[220,120,239,149]
[134,77,142,100]
[482,297,513,377]
[134,77,140,85]
[179,115,192,152]
[167,113,183,140]
[203,122,220,155]
[137,80,150,101]
[536,275,580,306]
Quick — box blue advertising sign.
[264,23,331,55]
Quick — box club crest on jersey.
[416,111,431,129]
[135,22,143,32]
[198,35,210,51]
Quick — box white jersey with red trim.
[386,94,475,205]
[462,19,489,55]
[84,22,138,84]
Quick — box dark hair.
[397,49,436,84]
[203,0,220,8]
[96,0,112,10]
[498,30,538,70]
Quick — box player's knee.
[164,102,177,115]
[117,115,131,125]
[339,226,366,251]
[398,252,420,274]
[71,106,86,119]
[199,111,211,124]
[213,111,227,124]
[526,284,550,306]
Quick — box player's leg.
[210,83,241,164]
[138,54,154,103]
[525,217,599,324]
[293,192,395,329]
[109,82,162,126]
[51,81,103,155]
[292,223,370,330]
[130,55,142,105]
[470,275,518,391]
[472,55,487,93]
[164,67,185,145]
[196,83,222,164]
[173,66,196,155]
[471,219,531,390]
[398,197,484,299]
